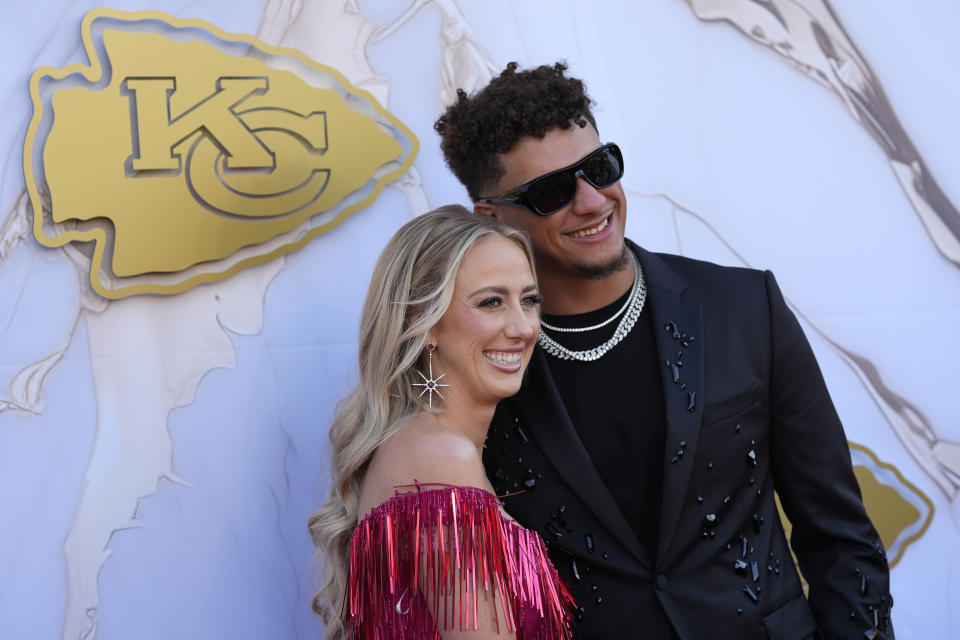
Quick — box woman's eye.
[522,294,543,307]
[478,297,502,308]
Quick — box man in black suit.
[434,62,893,639]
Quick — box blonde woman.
[309,205,574,639]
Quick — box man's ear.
[473,201,498,219]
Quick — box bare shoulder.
[357,414,488,520]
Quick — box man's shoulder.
[631,242,769,296]
[654,250,758,275]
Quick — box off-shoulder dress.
[345,484,575,639]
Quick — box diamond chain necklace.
[539,252,639,333]
[538,251,646,362]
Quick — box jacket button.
[656,575,668,591]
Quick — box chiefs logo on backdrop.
[24,9,417,298]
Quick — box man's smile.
[565,212,613,239]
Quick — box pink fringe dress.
[346,485,575,639]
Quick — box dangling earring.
[413,342,449,408]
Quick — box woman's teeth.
[483,351,521,364]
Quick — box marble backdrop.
[0,1,957,638]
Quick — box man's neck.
[538,259,635,316]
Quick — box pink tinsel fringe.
[346,485,575,639]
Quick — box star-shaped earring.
[412,342,449,408]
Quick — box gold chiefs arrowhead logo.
[23,9,418,298]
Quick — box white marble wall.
[0,1,957,638]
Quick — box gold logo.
[24,9,418,298]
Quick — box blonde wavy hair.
[308,204,535,638]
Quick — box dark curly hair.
[434,61,596,201]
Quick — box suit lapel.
[511,347,650,567]
[634,246,705,567]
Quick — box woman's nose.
[506,304,538,339]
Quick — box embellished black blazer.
[483,243,893,640]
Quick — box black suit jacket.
[483,244,893,639]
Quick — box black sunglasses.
[478,143,624,216]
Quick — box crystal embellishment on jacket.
[346,485,575,639]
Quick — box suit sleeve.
[764,270,894,640]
